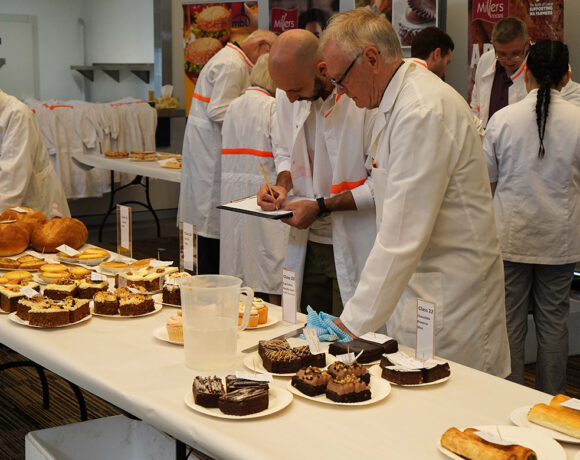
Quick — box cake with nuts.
[327,361,370,384]
[16,295,47,320]
[28,304,71,327]
[44,279,78,301]
[118,293,155,316]
[0,281,40,313]
[291,366,331,396]
[77,278,108,299]
[326,374,371,403]
[93,291,119,315]
[161,272,190,305]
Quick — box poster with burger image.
[183,2,258,114]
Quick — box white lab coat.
[0,90,69,217]
[484,89,580,264]
[219,87,289,293]
[179,43,253,238]
[341,62,510,377]
[471,49,527,126]
[274,89,377,306]
[561,79,580,106]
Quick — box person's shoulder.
[0,92,33,123]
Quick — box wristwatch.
[316,197,331,218]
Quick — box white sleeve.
[272,89,292,174]
[206,61,247,123]
[340,106,456,335]
[482,116,499,182]
[350,108,377,211]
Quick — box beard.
[297,76,326,101]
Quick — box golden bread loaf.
[0,207,47,233]
[440,427,537,460]
[528,402,580,438]
[31,217,88,253]
[0,222,31,256]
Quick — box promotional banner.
[183,2,258,115]
[268,0,338,36]
[468,0,564,102]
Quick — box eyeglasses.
[494,43,528,63]
[331,52,362,90]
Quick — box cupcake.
[238,304,259,328]
[252,297,268,325]
[398,0,436,46]
[166,311,183,342]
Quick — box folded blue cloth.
[300,306,353,343]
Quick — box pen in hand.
[259,163,278,210]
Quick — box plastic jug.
[179,275,253,371]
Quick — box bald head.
[239,29,277,64]
[270,29,319,76]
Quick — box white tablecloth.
[73,154,181,183]
[1,304,579,459]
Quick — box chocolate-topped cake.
[382,366,424,385]
[225,375,269,392]
[380,352,450,385]
[261,348,302,373]
[258,338,291,359]
[292,345,326,368]
[326,374,371,403]
[193,376,225,408]
[218,386,269,416]
[328,337,398,363]
[327,361,370,384]
[291,366,331,396]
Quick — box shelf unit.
[71,63,154,83]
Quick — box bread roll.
[440,427,537,460]
[31,217,88,253]
[0,207,47,233]
[528,403,580,438]
[0,222,31,256]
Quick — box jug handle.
[238,286,254,330]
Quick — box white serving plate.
[9,311,92,328]
[93,303,162,318]
[152,325,183,345]
[510,404,580,444]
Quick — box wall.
[81,0,155,102]
[0,0,85,101]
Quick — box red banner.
[467,0,564,102]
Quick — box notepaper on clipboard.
[217,195,295,220]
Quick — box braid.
[527,40,569,159]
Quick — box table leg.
[0,360,51,409]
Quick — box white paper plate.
[129,157,157,162]
[287,375,390,406]
[8,311,92,328]
[157,159,181,169]
[152,325,183,345]
[242,351,334,377]
[184,385,292,419]
[438,425,566,460]
[510,404,580,444]
[57,255,109,267]
[92,303,162,318]
[368,364,450,387]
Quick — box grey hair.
[243,29,278,46]
[492,17,528,44]
[320,8,402,63]
[250,54,276,95]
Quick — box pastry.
[166,311,183,342]
[238,304,259,327]
[16,295,47,320]
[0,221,31,256]
[0,207,47,233]
[252,297,268,324]
[66,298,91,322]
[31,217,88,252]
[218,387,269,416]
[76,279,108,299]
[44,279,78,301]
[291,366,331,396]
[328,337,398,363]
[99,261,130,274]
[68,266,92,279]
[326,374,371,403]
[193,376,225,408]
[528,403,580,438]
[0,281,40,313]
[93,291,119,315]
[40,263,68,273]
[5,270,33,281]
[118,293,155,316]
[104,151,129,158]
[0,257,20,269]
[327,361,370,384]
[440,427,537,460]
[28,304,71,327]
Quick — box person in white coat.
[257,30,376,316]
[219,54,289,303]
[321,8,510,377]
[179,29,277,274]
[484,40,580,394]
[0,90,69,217]
[410,26,454,79]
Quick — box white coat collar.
[377,60,411,116]
[225,43,253,69]
[482,54,527,82]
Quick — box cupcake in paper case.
[252,297,268,325]
[398,0,436,46]
[166,311,183,342]
[239,303,259,328]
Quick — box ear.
[432,47,442,60]
[561,70,571,88]
[363,46,381,70]
[316,61,327,78]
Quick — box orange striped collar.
[324,94,342,119]
[226,43,252,68]
[410,58,428,69]
[247,87,272,97]
[511,63,526,81]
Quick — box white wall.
[0,0,85,100]
[81,0,155,102]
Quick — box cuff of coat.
[350,181,374,211]
[275,158,292,174]
[339,308,364,338]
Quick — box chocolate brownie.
[225,375,269,392]
[326,374,371,403]
[328,337,398,363]
[291,366,331,396]
[258,338,291,359]
[261,349,302,373]
[327,361,370,384]
[380,353,450,385]
[192,376,225,408]
[292,345,326,368]
[381,366,424,385]
[423,362,450,383]
[218,387,269,416]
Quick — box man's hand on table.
[334,318,357,339]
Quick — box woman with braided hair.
[483,40,580,394]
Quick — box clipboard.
[217,195,293,220]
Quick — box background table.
[1,303,579,459]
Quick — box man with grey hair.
[471,17,529,125]
[179,29,277,274]
[320,8,510,377]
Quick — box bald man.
[179,30,277,274]
[257,30,376,316]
